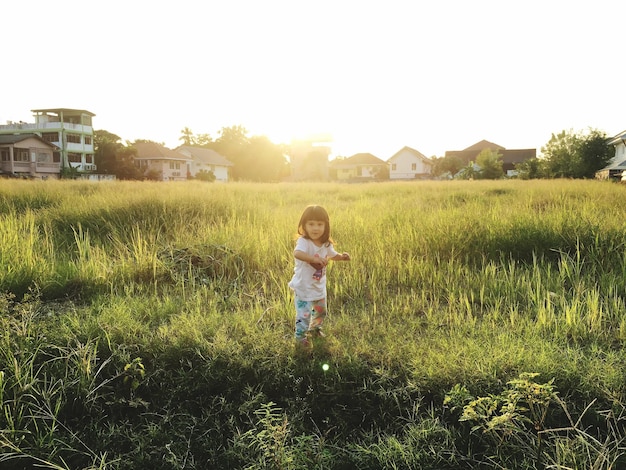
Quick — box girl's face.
[304,220,326,244]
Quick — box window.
[37,152,52,163]
[392,164,397,171]
[68,153,82,163]
[15,149,29,162]
[411,163,417,171]
[67,134,81,143]
[42,132,59,143]
[85,154,93,164]
[1,150,9,162]
[169,162,181,170]
[53,152,61,163]
[84,136,92,145]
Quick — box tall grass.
[1,178,626,468]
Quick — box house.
[595,130,626,181]
[133,142,192,181]
[387,146,432,180]
[176,146,233,182]
[0,108,97,176]
[445,140,536,177]
[0,134,59,179]
[330,153,387,180]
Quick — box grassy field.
[2,178,626,469]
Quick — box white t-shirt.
[288,237,338,301]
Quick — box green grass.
[2,178,626,468]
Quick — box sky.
[2,0,624,159]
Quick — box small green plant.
[122,357,145,395]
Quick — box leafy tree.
[94,130,141,179]
[195,133,213,147]
[208,125,288,181]
[431,154,465,177]
[476,149,504,179]
[541,128,611,179]
[210,125,250,180]
[173,125,289,182]
[578,129,612,178]
[243,136,289,181]
[515,158,548,179]
[542,130,582,178]
[94,130,123,174]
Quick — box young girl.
[288,205,350,346]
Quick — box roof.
[176,146,234,166]
[607,130,626,146]
[601,158,626,171]
[445,141,536,165]
[31,108,96,117]
[462,139,505,151]
[133,142,192,161]
[331,152,386,168]
[0,133,58,148]
[387,146,430,163]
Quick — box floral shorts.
[294,295,327,342]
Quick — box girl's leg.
[309,298,327,336]
[294,295,312,344]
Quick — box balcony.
[66,142,94,152]
[0,121,93,134]
[0,161,61,175]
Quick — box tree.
[542,129,582,178]
[173,125,289,182]
[541,128,611,179]
[578,129,612,178]
[195,133,213,147]
[179,127,195,146]
[94,130,123,174]
[476,149,504,179]
[94,130,142,179]
[515,158,548,179]
[243,135,288,181]
[431,154,465,177]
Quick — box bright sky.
[2,0,624,159]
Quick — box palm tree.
[179,127,195,146]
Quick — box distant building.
[445,140,536,177]
[0,108,97,178]
[176,146,233,182]
[387,146,432,180]
[133,142,192,181]
[0,134,59,179]
[331,153,387,180]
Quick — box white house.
[176,146,233,182]
[387,146,432,180]
[133,142,192,181]
[0,108,96,175]
[596,130,626,181]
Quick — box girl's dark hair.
[297,205,333,244]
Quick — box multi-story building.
[0,108,96,178]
